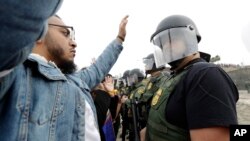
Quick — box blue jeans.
[0,0,63,72]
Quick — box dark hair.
[101,74,113,83]
[106,74,112,77]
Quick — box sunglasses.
[49,24,75,40]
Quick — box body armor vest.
[146,70,190,141]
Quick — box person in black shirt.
[92,84,112,141]
[92,89,111,141]
[110,94,121,137]
[145,15,238,141]
[92,74,121,141]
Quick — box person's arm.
[115,97,122,118]
[185,65,238,141]
[190,127,229,141]
[78,15,129,89]
[140,127,147,141]
[0,0,63,75]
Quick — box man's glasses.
[48,24,75,40]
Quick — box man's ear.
[36,39,43,44]
[36,39,46,47]
[32,39,44,53]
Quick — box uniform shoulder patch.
[147,82,153,90]
[137,88,145,95]
[151,88,163,106]
[142,79,150,85]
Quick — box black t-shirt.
[93,90,111,127]
[110,95,119,119]
[93,89,111,141]
[165,59,239,129]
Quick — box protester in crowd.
[92,74,117,141]
[109,88,121,138]
[146,14,238,141]
[101,74,122,140]
[0,15,129,141]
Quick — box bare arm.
[190,127,229,141]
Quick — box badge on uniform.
[151,88,162,106]
[147,82,153,90]
[138,88,144,95]
[129,93,134,99]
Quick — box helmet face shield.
[143,58,154,71]
[151,26,198,67]
[128,74,138,85]
[121,78,127,87]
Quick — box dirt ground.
[237,92,250,124]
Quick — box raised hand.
[103,75,114,92]
[117,15,129,42]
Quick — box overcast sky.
[57,0,250,76]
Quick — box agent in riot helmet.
[123,70,131,79]
[122,70,131,87]
[143,53,166,76]
[146,15,239,141]
[128,68,145,87]
[151,15,201,70]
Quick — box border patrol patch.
[147,82,153,90]
[129,93,134,99]
[151,88,162,105]
[142,79,149,85]
[137,88,144,95]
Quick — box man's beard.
[45,33,77,74]
[50,48,77,74]
[57,59,77,74]
[45,37,77,74]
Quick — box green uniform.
[146,70,190,141]
[126,73,170,128]
[140,73,168,106]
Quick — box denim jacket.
[0,0,63,72]
[0,39,123,141]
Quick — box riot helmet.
[122,70,130,87]
[150,15,200,68]
[122,70,130,79]
[143,53,165,74]
[128,68,145,86]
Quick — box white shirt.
[85,101,101,141]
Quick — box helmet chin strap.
[170,53,200,72]
[169,58,184,71]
